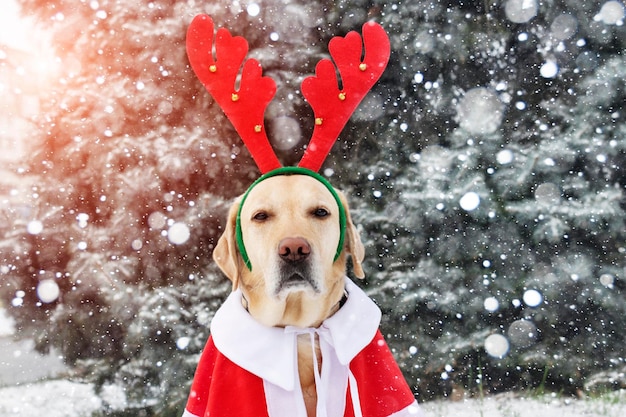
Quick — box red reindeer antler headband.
[186,14,390,174]
[186,15,390,270]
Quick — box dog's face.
[213,174,364,328]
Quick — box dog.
[214,173,364,416]
[182,172,422,417]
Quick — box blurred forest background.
[0,0,624,415]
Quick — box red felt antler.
[298,21,390,172]
[186,14,281,174]
[187,16,390,174]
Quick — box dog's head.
[213,173,364,328]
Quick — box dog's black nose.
[278,237,311,263]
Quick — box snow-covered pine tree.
[324,0,625,400]
[0,0,327,414]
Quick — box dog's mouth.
[276,265,320,295]
[282,273,312,286]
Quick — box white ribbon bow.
[285,325,364,417]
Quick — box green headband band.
[235,166,347,271]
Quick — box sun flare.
[0,0,60,82]
[0,0,60,161]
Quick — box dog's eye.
[312,208,330,218]
[252,211,269,221]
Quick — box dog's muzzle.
[275,237,320,295]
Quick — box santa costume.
[182,278,424,417]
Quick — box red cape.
[183,278,422,417]
[184,331,416,417]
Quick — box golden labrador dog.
[212,173,364,416]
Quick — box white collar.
[210,276,381,391]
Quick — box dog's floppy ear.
[338,190,365,279]
[213,198,242,290]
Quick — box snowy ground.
[0,379,623,417]
[0,380,127,416]
[0,309,68,386]
[1,309,624,416]
[423,391,626,417]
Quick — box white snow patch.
[0,380,125,416]
[0,309,15,337]
[424,391,625,417]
